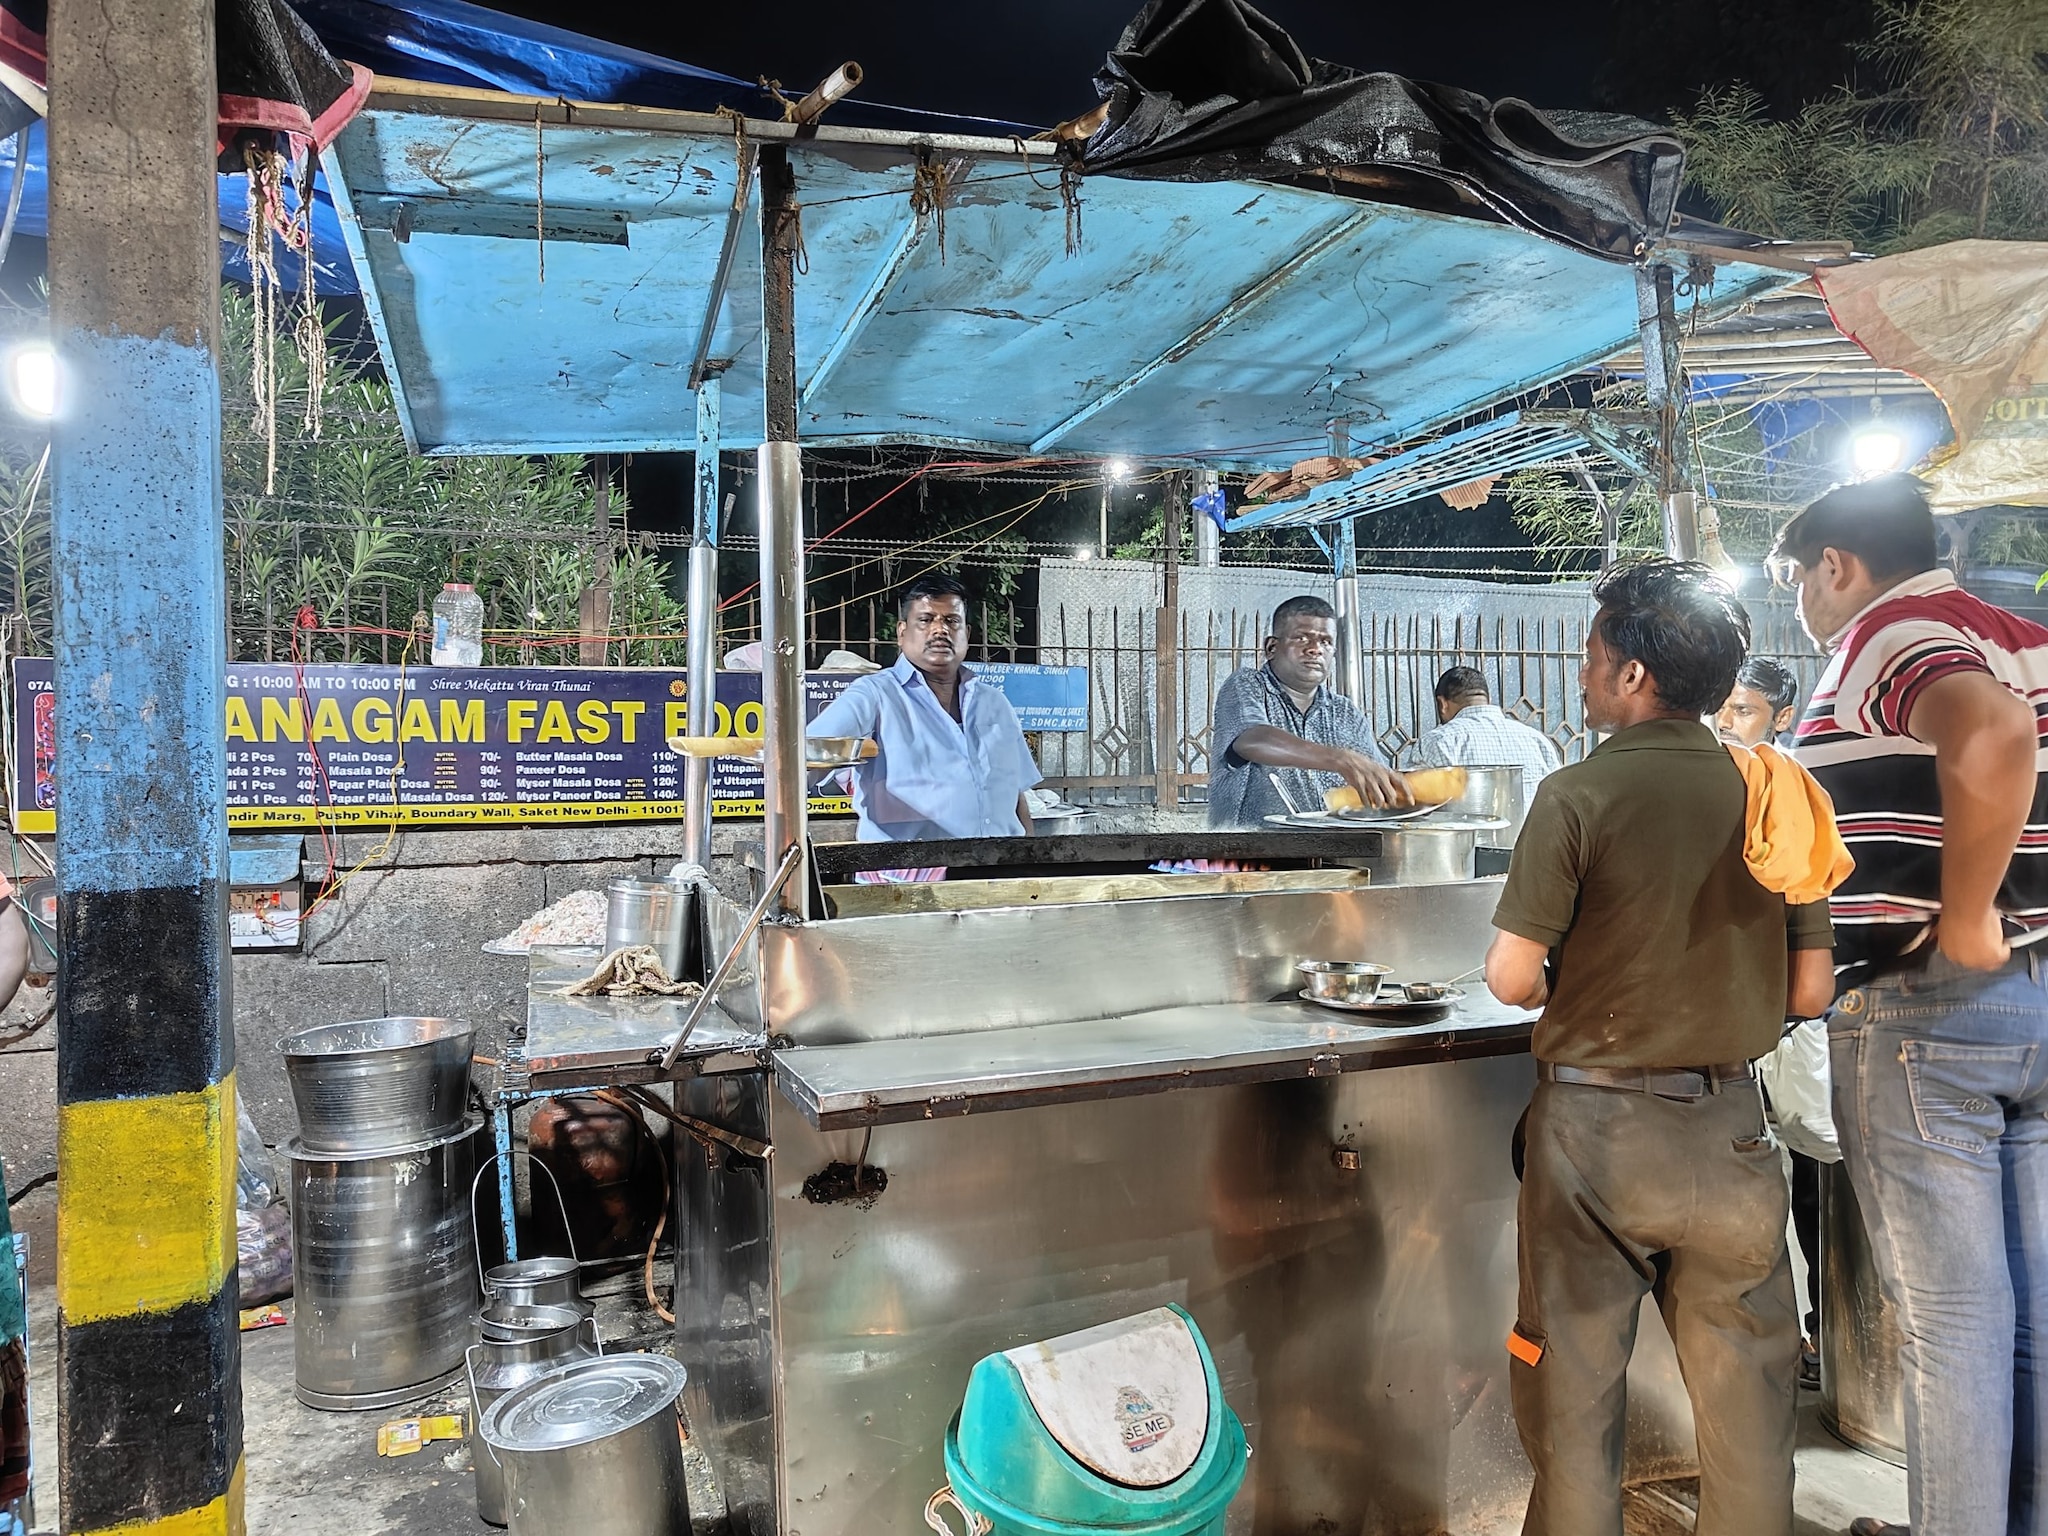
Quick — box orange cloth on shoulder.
[1724,739,1855,906]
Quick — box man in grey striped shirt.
[1418,667,1562,804]
[1206,595,1407,828]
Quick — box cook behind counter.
[807,654,1041,843]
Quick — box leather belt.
[1536,1059,1757,1102]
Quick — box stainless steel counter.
[669,874,1703,1536]
[773,994,1535,1129]
[508,946,767,1092]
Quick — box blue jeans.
[1832,950,2048,1536]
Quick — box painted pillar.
[46,0,241,1527]
[684,378,721,872]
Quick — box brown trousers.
[1512,1077,1800,1536]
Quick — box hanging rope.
[1059,162,1085,258]
[910,151,954,264]
[534,105,546,284]
[243,143,286,493]
[757,75,799,121]
[716,106,754,216]
[292,154,326,441]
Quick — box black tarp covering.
[0,0,369,167]
[216,0,373,161]
[1075,0,1684,263]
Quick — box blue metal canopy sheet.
[1228,409,1655,529]
[324,82,1795,470]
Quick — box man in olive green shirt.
[1486,559,1836,1536]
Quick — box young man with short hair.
[1417,664,1562,803]
[1206,594,1406,827]
[1486,557,1836,1536]
[1776,473,2048,1536]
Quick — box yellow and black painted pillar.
[46,0,244,1525]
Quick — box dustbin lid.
[1005,1307,1209,1488]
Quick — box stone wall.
[0,820,814,1185]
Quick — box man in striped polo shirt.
[1776,474,2048,1536]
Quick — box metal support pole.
[1333,519,1364,708]
[1636,263,1699,561]
[758,146,807,915]
[1154,474,1184,811]
[683,379,721,873]
[577,453,613,664]
[48,0,242,1525]
[1192,467,1220,567]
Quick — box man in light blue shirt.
[807,574,1041,844]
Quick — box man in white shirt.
[1417,667,1561,803]
[806,574,1040,845]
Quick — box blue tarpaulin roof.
[0,0,1032,295]
[323,81,1795,469]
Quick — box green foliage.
[216,286,686,665]
[1675,0,2048,250]
[0,448,48,652]
[1505,383,1847,569]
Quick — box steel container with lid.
[288,1116,483,1410]
[279,1015,476,1152]
[468,1305,599,1526]
[481,1354,692,1535]
[605,878,690,978]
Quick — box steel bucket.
[1820,1162,1907,1465]
[288,1116,484,1410]
[482,1354,693,1535]
[606,878,689,978]
[474,1153,594,1326]
[280,1015,476,1153]
[468,1305,600,1526]
[1441,765,1527,844]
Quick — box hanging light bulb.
[1852,429,1904,478]
[1850,385,1903,479]
[8,342,54,419]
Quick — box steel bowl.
[1297,960,1392,1005]
[1399,982,1459,1003]
[279,1016,476,1153]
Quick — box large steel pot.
[288,1116,484,1410]
[280,1015,475,1152]
[468,1305,599,1526]
[482,1354,693,1535]
[1820,1162,1906,1465]
[1355,824,1478,885]
[1441,765,1528,844]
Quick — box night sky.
[483,0,1875,129]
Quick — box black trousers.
[1513,1078,1801,1536]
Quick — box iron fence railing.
[48,572,1828,812]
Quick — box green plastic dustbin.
[941,1305,1249,1536]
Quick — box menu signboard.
[10,658,1087,833]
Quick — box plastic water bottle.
[431,582,484,666]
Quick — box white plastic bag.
[1759,1018,1841,1163]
